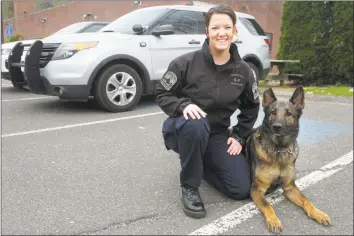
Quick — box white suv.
[7,4,270,112]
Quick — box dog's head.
[261,86,305,146]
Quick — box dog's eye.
[271,110,276,115]
[286,111,292,116]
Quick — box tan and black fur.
[245,86,331,233]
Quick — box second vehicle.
[2,21,109,89]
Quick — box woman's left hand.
[227,137,242,155]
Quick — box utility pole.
[1,1,4,44]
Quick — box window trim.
[149,9,206,35]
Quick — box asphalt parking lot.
[1,79,353,235]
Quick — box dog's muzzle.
[271,123,283,136]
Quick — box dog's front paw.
[309,209,331,226]
[266,215,283,233]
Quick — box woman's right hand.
[183,104,207,120]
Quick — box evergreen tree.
[277,2,318,84]
[328,1,353,86]
[309,1,333,85]
[278,1,353,85]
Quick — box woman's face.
[206,13,236,53]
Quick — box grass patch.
[259,80,353,97]
[303,86,353,96]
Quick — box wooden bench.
[288,73,305,83]
[265,60,304,86]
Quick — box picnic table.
[266,60,303,86]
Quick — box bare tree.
[35,0,73,11]
[1,1,3,43]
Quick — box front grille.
[40,43,61,68]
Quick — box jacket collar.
[202,37,242,67]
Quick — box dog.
[245,86,331,233]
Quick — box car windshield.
[99,7,169,34]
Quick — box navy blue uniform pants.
[162,116,251,200]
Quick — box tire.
[247,62,260,85]
[93,64,143,112]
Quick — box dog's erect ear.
[262,87,277,108]
[290,86,305,110]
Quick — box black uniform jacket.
[155,38,260,145]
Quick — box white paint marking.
[1,111,164,138]
[189,150,353,235]
[2,96,53,102]
[2,84,13,87]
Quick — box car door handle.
[188,39,200,44]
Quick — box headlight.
[1,48,12,55]
[51,41,98,60]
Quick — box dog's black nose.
[272,123,283,133]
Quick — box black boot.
[181,185,206,218]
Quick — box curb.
[258,88,353,104]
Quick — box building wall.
[13,0,37,18]
[3,0,284,59]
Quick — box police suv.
[7,4,270,112]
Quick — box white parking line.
[1,111,164,138]
[189,150,353,235]
[2,96,53,102]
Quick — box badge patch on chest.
[160,71,178,91]
[252,81,259,100]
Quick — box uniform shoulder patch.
[160,71,178,91]
[252,81,259,100]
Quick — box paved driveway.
[1,80,353,235]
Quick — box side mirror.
[151,24,174,36]
[132,24,144,34]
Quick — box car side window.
[158,10,206,35]
[197,12,207,34]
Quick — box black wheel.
[93,64,143,112]
[247,62,260,85]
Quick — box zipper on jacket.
[216,77,219,102]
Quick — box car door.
[149,9,207,80]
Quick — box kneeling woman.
[155,4,260,218]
